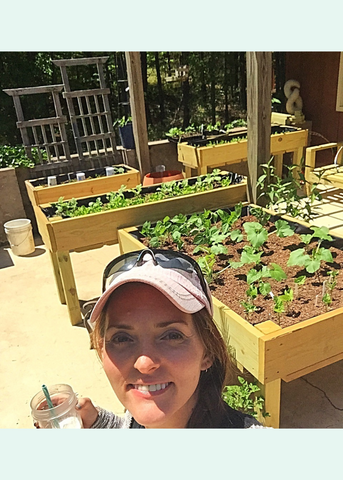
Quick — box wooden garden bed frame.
[178,128,308,178]
[117,208,343,429]
[25,164,140,207]
[33,175,247,326]
[304,141,343,195]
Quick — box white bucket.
[4,218,35,256]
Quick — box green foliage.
[51,170,232,218]
[243,221,268,249]
[249,206,271,226]
[322,292,332,309]
[222,376,266,418]
[0,145,45,169]
[114,116,132,128]
[287,226,333,274]
[274,219,295,238]
[273,296,285,315]
[196,251,216,284]
[256,157,322,222]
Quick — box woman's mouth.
[131,382,170,394]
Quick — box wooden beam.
[125,52,151,179]
[246,52,272,204]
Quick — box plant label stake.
[76,172,85,181]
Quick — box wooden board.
[36,181,248,252]
[25,165,140,206]
[178,129,308,172]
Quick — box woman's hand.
[76,397,99,428]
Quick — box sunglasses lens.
[103,249,210,305]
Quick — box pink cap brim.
[89,260,213,328]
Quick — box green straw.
[42,384,60,429]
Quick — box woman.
[77,248,262,429]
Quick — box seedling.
[197,252,216,284]
[243,222,268,250]
[294,275,306,299]
[249,206,271,226]
[322,293,332,311]
[287,226,333,274]
[274,219,295,238]
[273,295,285,323]
[279,287,294,314]
[321,270,339,311]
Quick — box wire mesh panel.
[3,85,71,164]
[52,57,120,163]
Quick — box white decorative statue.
[284,79,305,123]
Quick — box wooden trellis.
[3,84,71,164]
[52,56,120,163]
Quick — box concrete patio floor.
[1,187,343,429]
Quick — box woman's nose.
[134,354,160,374]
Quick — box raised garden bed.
[25,164,140,207]
[117,204,343,428]
[178,125,308,177]
[33,171,247,326]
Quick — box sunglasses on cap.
[102,248,211,305]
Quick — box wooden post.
[125,52,151,179]
[246,52,272,205]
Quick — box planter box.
[178,125,308,177]
[25,164,140,207]
[33,173,247,327]
[117,208,343,428]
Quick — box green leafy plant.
[322,292,332,311]
[256,157,322,222]
[222,376,267,418]
[321,270,339,311]
[274,219,295,238]
[0,145,45,169]
[196,251,217,284]
[273,295,285,323]
[294,275,306,299]
[114,116,132,128]
[249,206,271,226]
[243,222,268,250]
[279,287,294,314]
[287,226,333,274]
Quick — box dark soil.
[140,214,343,329]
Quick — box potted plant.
[115,116,135,150]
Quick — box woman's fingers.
[76,397,99,428]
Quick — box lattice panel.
[53,57,119,163]
[3,85,71,164]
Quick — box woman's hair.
[186,308,236,428]
[90,293,236,428]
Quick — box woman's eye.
[108,334,133,345]
[163,331,184,341]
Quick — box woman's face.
[101,282,212,428]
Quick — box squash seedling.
[287,226,333,274]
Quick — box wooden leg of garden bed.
[257,378,281,428]
[197,165,208,176]
[273,154,283,178]
[56,251,82,326]
[184,165,193,178]
[49,250,66,305]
